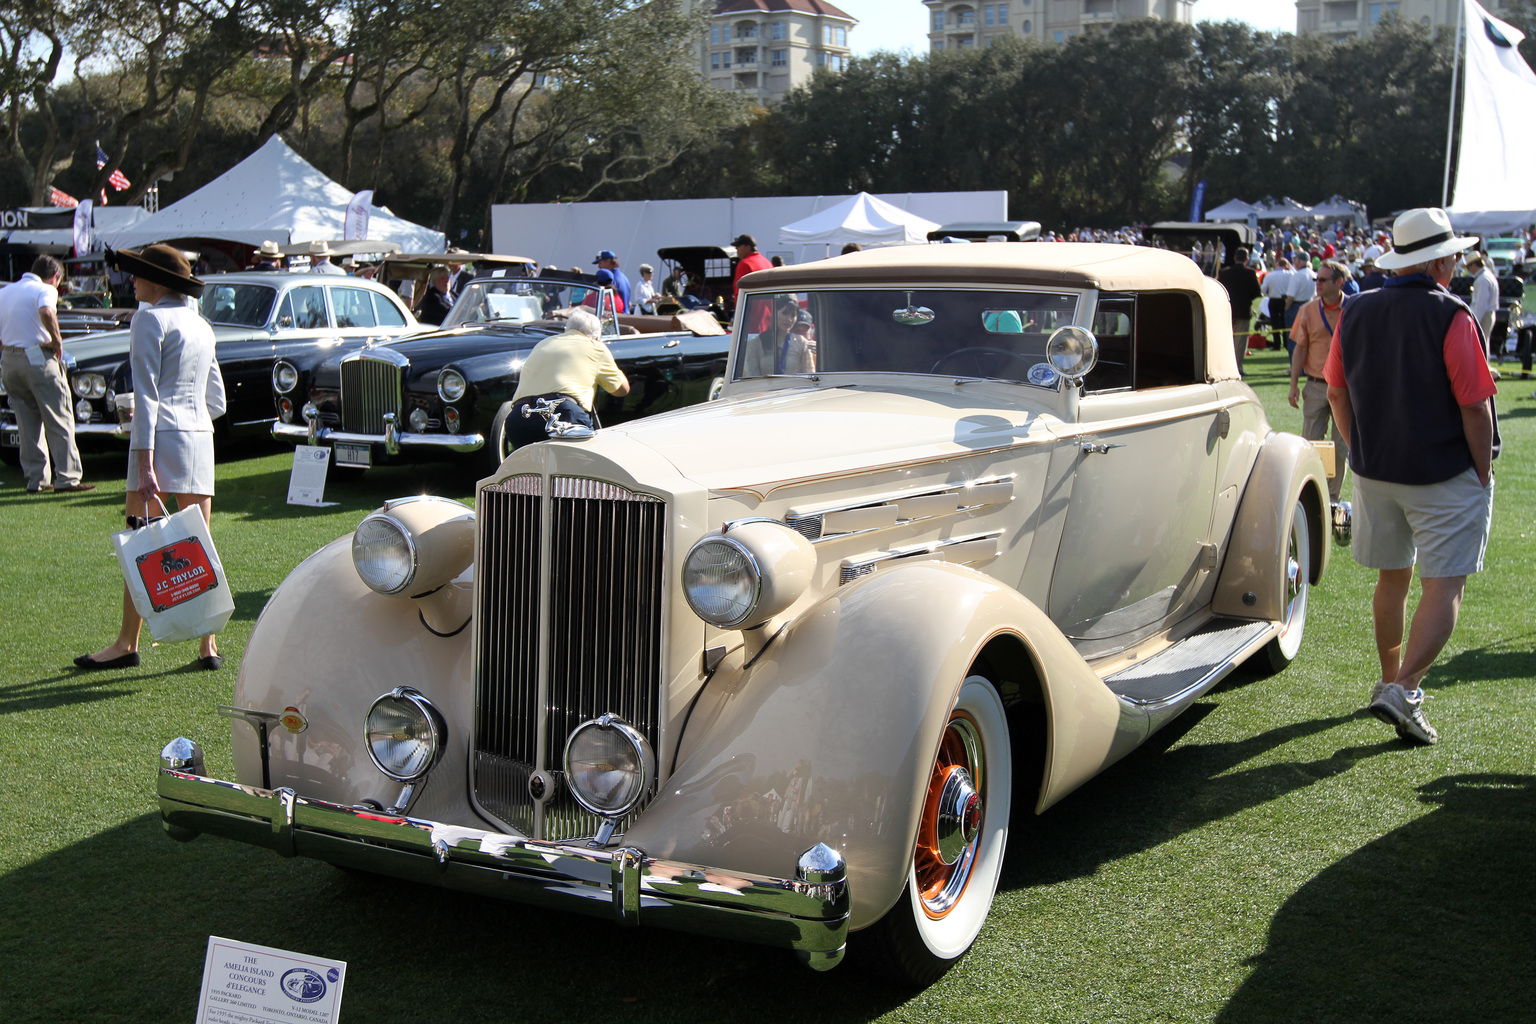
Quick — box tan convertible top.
[739,242,1210,294]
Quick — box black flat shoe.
[198,655,224,671]
[74,651,140,670]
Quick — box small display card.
[196,936,347,1024]
[286,446,338,507]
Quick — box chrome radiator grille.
[340,357,403,433]
[474,474,667,840]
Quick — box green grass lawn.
[2,347,1532,1022]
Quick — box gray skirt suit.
[126,295,226,496]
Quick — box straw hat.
[257,240,281,256]
[105,245,205,297]
[1375,208,1478,270]
[307,240,334,258]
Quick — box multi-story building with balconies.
[1296,0,1518,40]
[922,0,1194,50]
[691,0,857,104]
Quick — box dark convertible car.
[270,272,730,475]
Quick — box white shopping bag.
[112,500,234,643]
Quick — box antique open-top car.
[157,244,1330,985]
[269,271,730,474]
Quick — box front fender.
[1213,431,1329,621]
[623,562,1123,930]
[233,536,475,819]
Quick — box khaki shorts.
[1353,467,1493,578]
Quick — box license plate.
[0,426,17,449]
[333,442,372,468]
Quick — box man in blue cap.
[592,249,632,312]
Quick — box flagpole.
[1442,0,1465,207]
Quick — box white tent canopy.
[1251,196,1315,220]
[778,192,940,250]
[1307,194,1368,227]
[1203,198,1261,222]
[98,136,445,252]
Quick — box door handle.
[1081,442,1125,455]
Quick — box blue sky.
[841,0,1298,56]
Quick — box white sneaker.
[1368,683,1438,745]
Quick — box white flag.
[72,199,94,256]
[344,189,374,240]
[1449,0,1536,231]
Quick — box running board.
[1104,618,1274,707]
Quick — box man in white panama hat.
[1325,207,1498,745]
[307,240,345,275]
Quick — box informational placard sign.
[286,446,338,507]
[196,936,346,1024]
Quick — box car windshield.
[200,283,277,327]
[444,279,569,329]
[732,288,1082,386]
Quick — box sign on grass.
[196,936,346,1024]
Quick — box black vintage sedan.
[1,272,422,458]
[270,273,731,475]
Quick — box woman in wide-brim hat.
[77,244,227,672]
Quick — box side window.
[1083,291,1201,393]
[275,293,295,330]
[332,287,378,329]
[1133,292,1200,389]
[290,286,329,330]
[373,291,408,327]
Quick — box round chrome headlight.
[683,536,761,627]
[352,514,417,595]
[273,361,299,394]
[437,368,467,403]
[365,687,446,782]
[1047,324,1099,380]
[73,372,107,399]
[563,715,655,818]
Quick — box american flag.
[96,145,131,191]
[49,186,78,208]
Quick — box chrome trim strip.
[786,474,1017,543]
[839,530,1004,584]
[158,767,849,964]
[74,423,130,437]
[271,421,485,452]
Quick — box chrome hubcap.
[934,767,982,866]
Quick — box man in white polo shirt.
[0,255,93,493]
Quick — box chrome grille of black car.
[340,356,403,433]
[473,474,667,841]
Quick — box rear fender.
[1213,432,1329,621]
[623,562,1124,930]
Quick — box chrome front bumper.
[270,420,485,454]
[156,750,850,969]
[76,422,129,437]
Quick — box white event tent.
[778,192,940,254]
[99,136,445,252]
[1203,198,1261,222]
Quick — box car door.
[1048,291,1225,659]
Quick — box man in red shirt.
[1288,259,1350,502]
[731,234,772,304]
[1326,208,1497,745]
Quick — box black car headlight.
[72,372,107,399]
[563,715,655,817]
[682,520,816,629]
[365,687,446,782]
[437,368,467,403]
[273,361,299,394]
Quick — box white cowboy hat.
[307,239,334,257]
[257,240,281,256]
[1375,208,1478,270]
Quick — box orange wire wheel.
[913,711,986,918]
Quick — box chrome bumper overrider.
[270,420,485,453]
[156,754,850,969]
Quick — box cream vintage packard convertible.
[157,244,1330,986]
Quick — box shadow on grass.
[1005,706,1395,891]
[1215,772,1536,1023]
[1430,633,1536,688]
[0,655,245,715]
[0,816,908,1024]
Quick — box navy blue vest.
[1335,275,1474,485]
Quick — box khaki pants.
[1,345,83,489]
[1301,377,1344,502]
